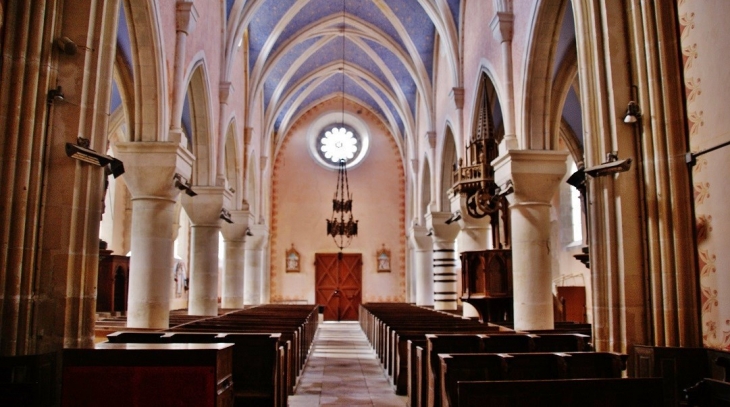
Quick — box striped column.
[432,246,458,310]
[426,211,460,311]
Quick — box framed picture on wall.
[286,244,300,272]
[376,244,390,272]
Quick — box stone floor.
[288,321,408,406]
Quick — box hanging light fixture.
[326,0,358,251]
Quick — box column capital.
[425,131,437,150]
[176,1,199,34]
[244,127,254,146]
[181,186,232,226]
[490,11,514,43]
[115,141,194,200]
[221,210,253,241]
[450,87,465,110]
[409,224,432,250]
[425,211,460,242]
[493,149,568,204]
[244,224,269,250]
[449,193,492,251]
[219,81,234,104]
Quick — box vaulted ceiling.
[227,0,461,143]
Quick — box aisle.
[288,321,408,406]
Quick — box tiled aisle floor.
[288,321,408,406]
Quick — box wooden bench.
[438,352,627,407]
[685,378,730,406]
[456,378,664,406]
[0,352,56,407]
[106,331,285,407]
[632,345,730,406]
[359,303,505,395]
[61,343,234,407]
[424,333,593,407]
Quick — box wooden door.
[315,253,362,321]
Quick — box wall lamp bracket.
[623,101,641,124]
[65,138,124,178]
[173,173,197,196]
[584,152,632,178]
[220,208,233,224]
[48,86,65,104]
[445,210,462,224]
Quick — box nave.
[289,322,407,407]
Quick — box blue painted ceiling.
[239,0,456,139]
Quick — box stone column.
[220,210,251,308]
[494,150,568,330]
[409,224,434,306]
[260,239,271,304]
[181,187,231,315]
[244,224,268,305]
[405,241,416,304]
[115,141,194,329]
[426,211,461,311]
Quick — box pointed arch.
[520,0,569,149]
[122,0,168,141]
[185,58,215,185]
[245,147,258,219]
[223,119,241,207]
[419,154,432,224]
[440,124,458,212]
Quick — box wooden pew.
[0,352,56,407]
[438,352,628,407]
[426,334,485,407]
[456,377,664,406]
[61,343,234,407]
[632,345,730,407]
[101,304,318,407]
[106,331,284,407]
[359,303,505,395]
[168,304,318,396]
[685,378,730,406]
[407,339,427,407]
[425,333,598,407]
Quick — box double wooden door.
[315,253,362,321]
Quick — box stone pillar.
[405,241,416,304]
[426,211,461,311]
[494,150,568,330]
[260,239,271,304]
[220,210,251,309]
[244,224,268,305]
[115,141,194,329]
[181,187,231,315]
[409,224,434,306]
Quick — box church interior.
[2,0,730,405]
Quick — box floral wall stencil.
[679,1,730,350]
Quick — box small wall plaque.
[286,244,300,272]
[377,244,390,272]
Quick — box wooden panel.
[557,286,586,323]
[61,343,234,407]
[457,378,664,407]
[97,252,129,313]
